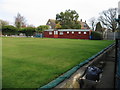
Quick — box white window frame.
[48,22,51,24]
[72,31,74,34]
[84,24,87,27]
[54,31,58,35]
[67,31,69,34]
[59,31,63,35]
[49,31,52,35]
[84,32,87,34]
[78,32,81,34]
[49,26,52,29]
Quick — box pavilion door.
[54,31,58,38]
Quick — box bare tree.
[98,8,117,32]
[89,17,96,31]
[14,13,26,29]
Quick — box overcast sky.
[0,0,119,27]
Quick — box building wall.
[44,31,90,39]
[80,22,90,29]
[46,19,56,29]
[44,31,54,38]
[58,31,89,39]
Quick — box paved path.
[96,49,115,88]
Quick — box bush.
[2,25,18,35]
[91,31,103,40]
[36,25,49,33]
[21,27,36,36]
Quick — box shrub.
[2,25,18,35]
[91,31,103,40]
[36,25,49,33]
[21,27,36,36]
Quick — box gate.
[115,39,120,89]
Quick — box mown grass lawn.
[2,37,114,88]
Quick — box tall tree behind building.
[95,22,103,33]
[98,8,117,32]
[56,9,81,29]
[89,17,96,31]
[14,13,26,29]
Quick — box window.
[49,26,52,29]
[48,22,51,24]
[59,31,63,35]
[49,31,52,35]
[67,31,69,34]
[54,31,58,35]
[84,32,87,34]
[72,31,74,34]
[84,24,87,27]
[78,32,81,34]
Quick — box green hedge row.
[2,25,36,36]
[91,31,103,40]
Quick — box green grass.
[2,37,114,88]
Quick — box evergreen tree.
[95,22,103,33]
[56,9,81,29]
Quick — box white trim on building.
[45,29,91,32]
